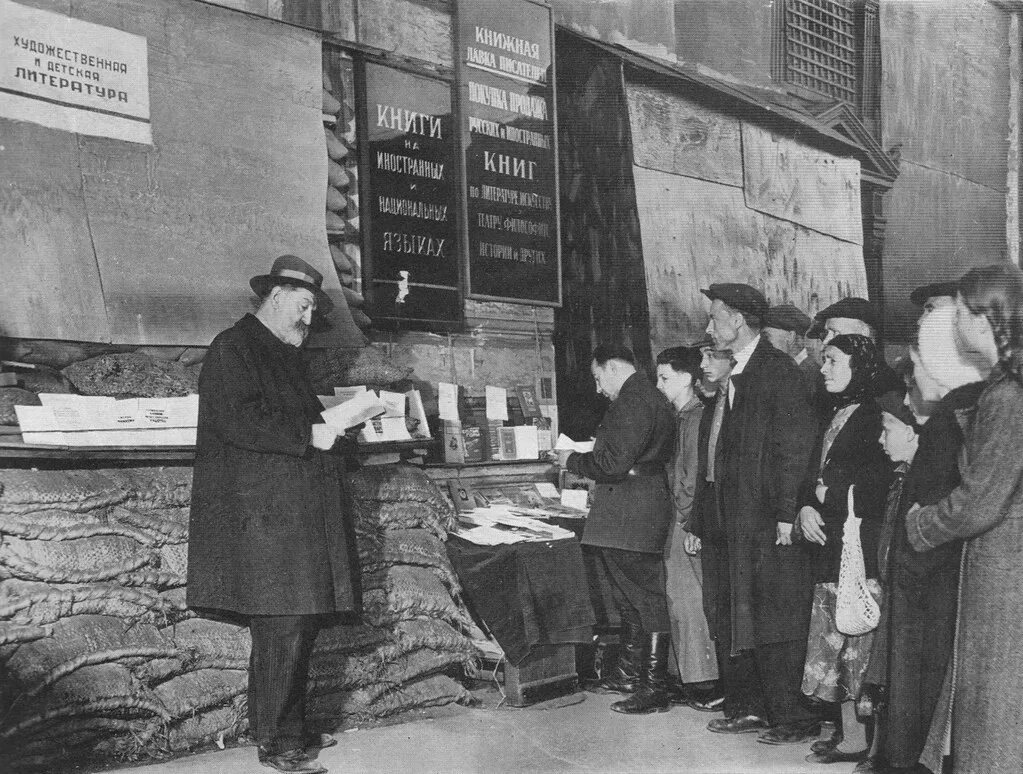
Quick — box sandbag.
[4,615,170,683]
[162,618,251,666]
[312,623,392,658]
[0,470,128,513]
[309,673,472,722]
[164,695,247,753]
[63,352,199,398]
[362,566,471,628]
[108,506,189,543]
[153,668,247,718]
[0,534,157,584]
[307,347,414,391]
[1,580,178,626]
[355,501,452,541]
[347,464,449,508]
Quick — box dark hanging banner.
[456,0,562,306]
[359,62,461,325]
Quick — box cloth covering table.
[446,536,595,665]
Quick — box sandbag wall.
[0,464,477,773]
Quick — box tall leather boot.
[611,632,671,714]
[592,620,644,694]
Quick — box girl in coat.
[796,334,896,764]
[906,263,1023,774]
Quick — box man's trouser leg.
[600,547,670,634]
[248,614,319,757]
[755,638,819,727]
[703,526,764,719]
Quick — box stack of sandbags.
[323,56,369,330]
[0,467,204,773]
[308,464,476,722]
[1,464,475,772]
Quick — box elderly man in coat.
[700,283,821,745]
[187,255,358,774]
[557,344,676,715]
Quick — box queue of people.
[556,262,1023,774]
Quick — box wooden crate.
[501,644,578,707]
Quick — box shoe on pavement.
[259,749,328,773]
[805,747,869,764]
[306,733,337,750]
[756,721,822,745]
[707,714,770,734]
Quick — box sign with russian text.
[457,0,561,306]
[0,0,151,144]
[360,62,460,324]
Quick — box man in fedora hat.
[699,283,821,745]
[187,255,356,774]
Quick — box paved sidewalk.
[109,691,847,774]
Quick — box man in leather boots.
[557,344,676,715]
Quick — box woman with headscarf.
[795,334,897,764]
[906,263,1023,774]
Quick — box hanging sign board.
[0,0,151,144]
[456,0,562,306]
[359,61,461,325]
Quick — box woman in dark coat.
[906,263,1023,774]
[865,306,986,774]
[796,334,895,764]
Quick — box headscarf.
[824,334,886,410]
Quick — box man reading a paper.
[556,344,676,715]
[187,255,358,774]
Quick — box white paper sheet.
[513,425,539,459]
[554,433,594,453]
[406,389,431,438]
[560,489,590,511]
[321,390,386,432]
[534,482,560,499]
[378,390,407,418]
[438,382,459,421]
[485,385,509,421]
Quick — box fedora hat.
[250,255,334,316]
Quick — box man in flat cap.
[764,303,824,416]
[188,255,358,774]
[699,283,821,744]
[809,297,879,344]
[910,280,958,326]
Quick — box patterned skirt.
[801,580,884,703]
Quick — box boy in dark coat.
[187,255,358,774]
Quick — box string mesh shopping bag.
[835,485,880,636]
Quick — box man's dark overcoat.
[718,337,816,654]
[187,314,357,617]
[567,371,675,554]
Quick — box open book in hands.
[320,390,386,433]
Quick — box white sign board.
[0,0,151,143]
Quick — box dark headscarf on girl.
[825,334,885,410]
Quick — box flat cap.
[700,283,768,320]
[764,304,812,334]
[813,297,879,328]
[909,280,959,306]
